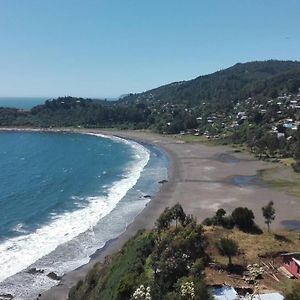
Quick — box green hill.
[1,60,300,129]
[121,60,300,109]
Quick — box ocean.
[0,97,48,109]
[0,131,168,299]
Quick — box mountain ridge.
[121,60,300,109]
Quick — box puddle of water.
[281,220,300,230]
[230,175,258,187]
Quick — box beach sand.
[5,129,298,300]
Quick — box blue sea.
[0,131,168,299]
[0,97,48,109]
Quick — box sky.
[0,0,299,98]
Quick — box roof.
[212,286,284,300]
[292,257,300,266]
[278,266,294,279]
[253,293,284,300]
[213,286,237,300]
[281,252,300,256]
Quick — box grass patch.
[172,134,221,145]
[260,166,300,197]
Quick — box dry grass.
[279,158,296,167]
[205,226,300,263]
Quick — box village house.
[282,252,300,280]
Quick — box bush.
[202,208,234,229]
[231,207,255,232]
[202,218,213,226]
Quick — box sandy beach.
[1,129,300,300]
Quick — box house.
[282,252,300,280]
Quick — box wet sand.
[2,129,300,300]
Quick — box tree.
[217,238,239,266]
[151,222,207,296]
[170,204,186,228]
[216,208,226,219]
[262,201,275,232]
[213,208,228,227]
[202,208,234,229]
[231,207,255,231]
[213,208,234,228]
[155,204,187,231]
[155,207,173,232]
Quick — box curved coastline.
[39,130,180,300]
[2,128,300,300]
[0,128,169,300]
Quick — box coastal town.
[1,1,300,295]
[128,88,300,142]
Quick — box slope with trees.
[68,204,212,300]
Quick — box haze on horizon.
[0,0,299,99]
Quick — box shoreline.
[1,128,300,300]
[0,128,168,300]
[40,130,181,300]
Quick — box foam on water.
[0,134,150,295]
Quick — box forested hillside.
[121,60,300,109]
[1,60,300,165]
[68,205,212,300]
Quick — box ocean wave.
[0,134,150,284]
[11,223,29,234]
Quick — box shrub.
[202,208,234,229]
[231,207,255,231]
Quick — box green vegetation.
[203,207,261,233]
[68,204,212,300]
[231,207,255,232]
[68,230,155,300]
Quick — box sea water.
[0,97,48,109]
[0,131,168,299]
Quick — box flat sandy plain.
[3,129,298,300]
